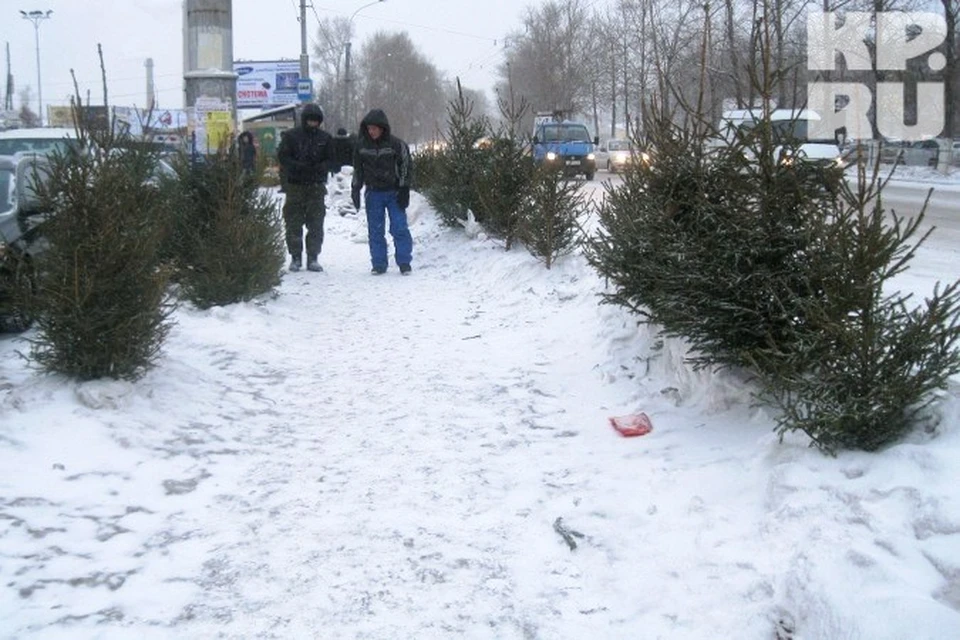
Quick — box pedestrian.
[277,103,332,272]
[351,109,413,275]
[237,130,257,176]
[330,127,355,176]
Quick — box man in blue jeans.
[351,109,413,275]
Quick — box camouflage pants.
[282,183,327,260]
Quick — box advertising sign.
[189,97,233,154]
[233,60,301,109]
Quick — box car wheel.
[585,172,594,181]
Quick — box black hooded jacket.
[352,109,411,192]
[331,128,355,169]
[277,103,332,185]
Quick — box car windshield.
[736,119,835,145]
[608,140,631,151]
[541,124,591,143]
[0,168,14,215]
[0,137,74,156]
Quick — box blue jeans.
[365,189,413,270]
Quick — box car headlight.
[546,151,558,161]
[834,156,846,168]
[587,153,595,161]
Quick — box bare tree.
[355,32,447,143]
[497,0,594,126]
[311,17,352,129]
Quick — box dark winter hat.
[301,103,324,125]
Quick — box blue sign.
[297,78,313,101]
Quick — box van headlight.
[587,153,595,161]
[546,151,558,161]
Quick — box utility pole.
[4,42,14,112]
[343,0,385,126]
[300,0,309,82]
[19,9,52,126]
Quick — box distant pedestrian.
[330,127,355,176]
[351,109,413,275]
[237,130,257,176]
[277,103,332,272]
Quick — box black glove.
[351,186,361,210]
[397,186,410,209]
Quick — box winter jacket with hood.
[352,109,411,192]
[237,131,257,172]
[277,103,332,186]
[331,128,356,169]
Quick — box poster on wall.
[233,60,301,109]
[189,97,234,154]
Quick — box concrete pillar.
[183,0,236,117]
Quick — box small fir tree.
[422,79,488,228]
[752,162,960,453]
[519,166,586,269]
[472,89,534,250]
[29,87,174,380]
[162,146,285,310]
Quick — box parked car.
[903,139,940,167]
[0,153,50,332]
[0,127,78,157]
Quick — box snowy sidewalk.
[2,183,959,639]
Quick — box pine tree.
[519,166,585,269]
[472,89,534,249]
[162,146,285,310]
[422,79,488,228]
[29,97,174,380]
[753,164,960,453]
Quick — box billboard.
[233,60,302,109]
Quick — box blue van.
[532,113,599,180]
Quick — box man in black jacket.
[351,109,413,275]
[277,103,331,272]
[329,127,355,176]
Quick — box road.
[582,170,960,292]
[878,181,960,248]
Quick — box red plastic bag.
[609,413,653,437]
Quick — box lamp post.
[343,0,385,127]
[20,9,52,127]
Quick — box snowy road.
[2,178,959,639]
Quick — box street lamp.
[343,0,385,127]
[20,9,52,127]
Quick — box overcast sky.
[3,0,611,116]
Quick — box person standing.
[277,103,332,272]
[330,127,355,176]
[351,109,413,275]
[237,130,257,176]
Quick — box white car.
[603,138,652,172]
[0,127,78,156]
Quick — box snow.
[2,172,960,639]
